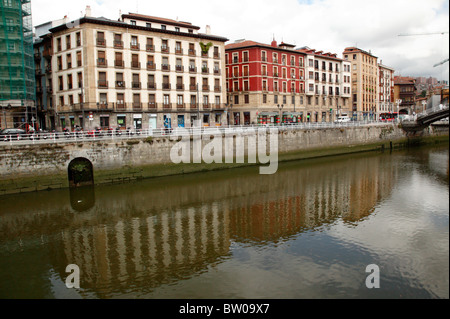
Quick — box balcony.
[115,60,124,68]
[176,84,184,91]
[98,80,108,88]
[214,86,221,92]
[162,83,171,90]
[130,43,140,51]
[202,85,210,92]
[189,84,197,91]
[213,68,220,75]
[98,102,109,110]
[148,102,157,109]
[201,67,209,74]
[161,45,170,53]
[188,49,196,56]
[131,82,141,89]
[147,83,157,90]
[177,103,185,109]
[147,62,156,71]
[189,66,197,73]
[116,102,126,110]
[115,81,126,89]
[201,51,209,58]
[43,48,52,59]
[213,52,220,59]
[114,40,124,49]
[146,44,155,52]
[175,65,184,72]
[132,103,142,111]
[163,103,172,109]
[202,103,211,109]
[161,64,170,71]
[190,103,198,109]
[175,48,183,55]
[97,58,107,67]
[96,38,106,47]
[131,62,141,69]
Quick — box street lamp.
[421,100,427,114]
[277,104,284,125]
[396,99,402,122]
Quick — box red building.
[225,39,306,125]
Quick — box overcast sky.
[31,0,449,82]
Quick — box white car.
[335,116,351,123]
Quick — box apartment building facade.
[225,40,351,125]
[298,47,352,122]
[377,62,395,116]
[38,10,228,131]
[394,76,416,114]
[343,47,378,121]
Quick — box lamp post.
[277,104,284,125]
[80,85,85,130]
[396,99,402,122]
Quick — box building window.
[130,20,136,25]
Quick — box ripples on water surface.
[0,145,448,299]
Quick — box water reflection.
[69,186,96,212]
[0,146,448,298]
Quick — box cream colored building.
[44,10,228,131]
[378,62,395,116]
[299,47,352,122]
[343,47,378,120]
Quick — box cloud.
[31,0,449,81]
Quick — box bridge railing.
[0,121,393,145]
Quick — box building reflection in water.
[0,152,402,297]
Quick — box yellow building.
[343,47,378,121]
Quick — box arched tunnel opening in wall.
[68,157,94,188]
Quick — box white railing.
[0,121,392,145]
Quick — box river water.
[0,145,448,299]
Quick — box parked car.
[0,128,27,141]
[335,116,351,123]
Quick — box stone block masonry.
[0,125,447,195]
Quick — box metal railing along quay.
[0,121,393,146]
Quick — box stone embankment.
[0,124,448,195]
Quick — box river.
[0,144,448,299]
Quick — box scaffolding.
[0,0,36,129]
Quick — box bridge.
[401,105,449,133]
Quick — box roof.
[122,13,200,30]
[225,40,307,56]
[343,46,378,58]
[49,16,228,42]
[296,47,343,61]
[394,76,416,85]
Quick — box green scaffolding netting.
[0,0,36,102]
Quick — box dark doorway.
[68,157,94,187]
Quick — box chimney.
[85,5,92,18]
[205,25,211,35]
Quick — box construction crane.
[398,31,449,36]
[433,58,449,67]
[398,31,449,67]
